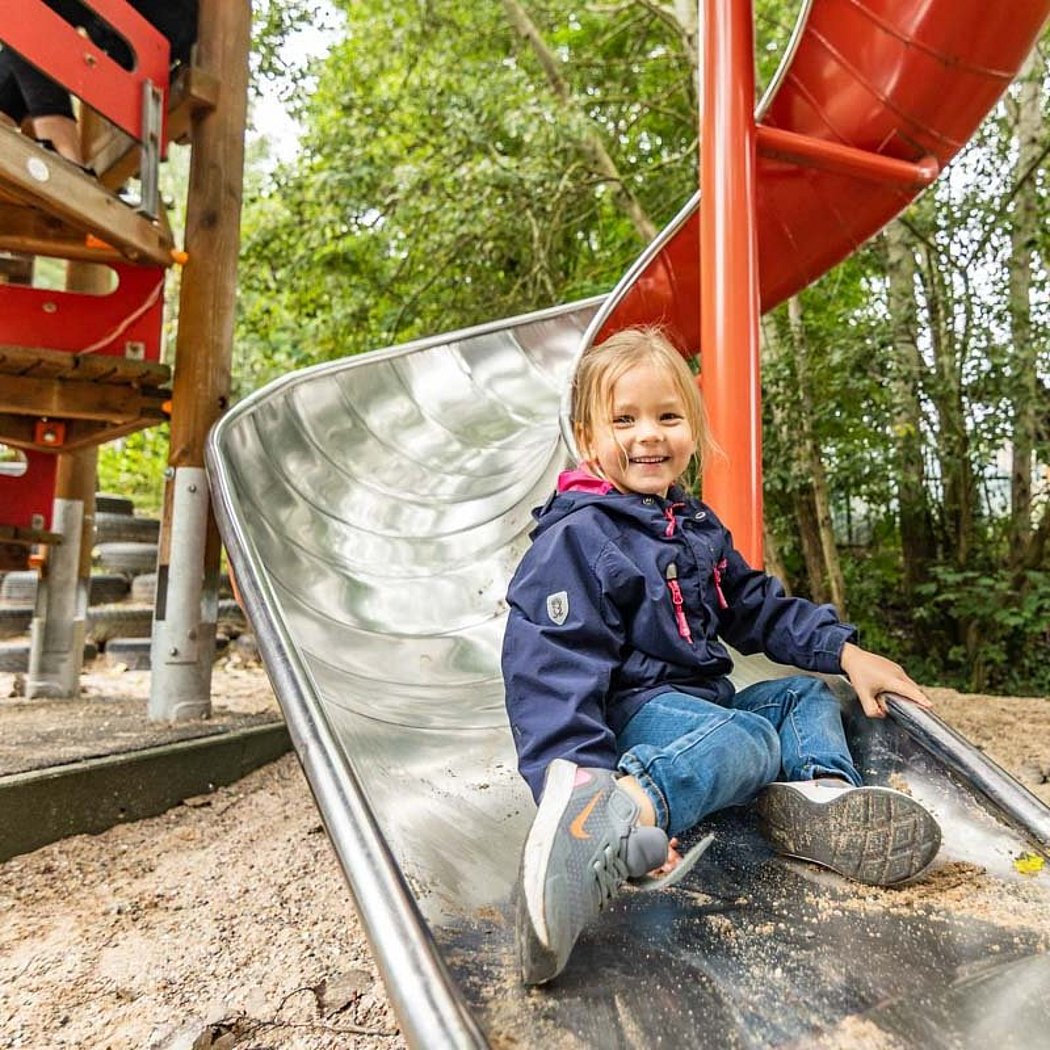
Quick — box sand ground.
[0,661,1047,1050]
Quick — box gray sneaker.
[755,780,942,886]
[517,759,669,985]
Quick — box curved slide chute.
[207,3,1050,1046]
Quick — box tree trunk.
[916,242,975,568]
[501,0,658,243]
[787,297,847,615]
[1007,46,1043,562]
[884,219,936,595]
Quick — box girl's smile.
[585,361,695,497]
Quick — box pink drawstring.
[663,502,685,537]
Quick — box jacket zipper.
[712,557,729,610]
[664,562,693,644]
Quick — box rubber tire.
[104,637,152,670]
[0,640,96,672]
[87,604,153,643]
[130,572,157,604]
[94,513,161,545]
[95,494,134,516]
[1,570,37,604]
[0,605,32,640]
[95,542,158,575]
[89,573,131,606]
[217,598,247,639]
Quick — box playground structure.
[206,1,1050,1048]
[0,1,249,717]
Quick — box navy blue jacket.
[501,470,858,799]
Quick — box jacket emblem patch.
[546,591,569,625]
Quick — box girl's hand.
[840,642,933,719]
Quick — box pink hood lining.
[557,466,614,494]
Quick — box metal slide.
[207,2,1050,1046]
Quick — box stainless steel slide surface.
[207,300,1050,1049]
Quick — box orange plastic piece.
[170,249,189,266]
[85,234,114,251]
[34,420,66,447]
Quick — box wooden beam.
[0,524,63,546]
[0,373,166,422]
[0,344,170,386]
[0,125,174,267]
[0,411,166,454]
[91,67,221,190]
[0,205,125,264]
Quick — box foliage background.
[115,1,1050,694]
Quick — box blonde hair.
[571,326,712,484]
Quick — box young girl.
[502,326,942,985]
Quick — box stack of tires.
[0,494,248,673]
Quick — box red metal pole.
[699,0,762,565]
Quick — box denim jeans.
[615,675,862,836]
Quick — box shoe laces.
[592,840,629,909]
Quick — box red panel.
[0,0,169,142]
[0,263,164,361]
[0,452,57,530]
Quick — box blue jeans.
[615,676,862,836]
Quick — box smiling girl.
[502,326,941,985]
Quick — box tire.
[95,542,158,575]
[1,570,37,604]
[216,598,247,638]
[94,512,161,545]
[0,640,95,671]
[104,637,152,670]
[87,604,153,644]
[89,573,130,606]
[95,494,135,516]
[130,572,157,604]
[0,605,32,640]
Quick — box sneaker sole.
[755,784,941,886]
[518,759,580,984]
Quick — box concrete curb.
[0,722,292,862]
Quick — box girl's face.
[584,360,695,498]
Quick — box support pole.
[26,442,96,699]
[25,264,103,698]
[698,0,763,565]
[150,0,249,722]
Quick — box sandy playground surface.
[0,662,1048,1049]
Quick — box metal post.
[149,466,214,721]
[26,449,95,698]
[698,0,763,565]
[26,254,104,698]
[149,0,249,722]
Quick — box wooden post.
[150,0,250,722]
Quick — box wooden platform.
[0,343,170,454]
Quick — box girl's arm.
[840,642,933,718]
[502,528,625,801]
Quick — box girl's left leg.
[731,675,862,786]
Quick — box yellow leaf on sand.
[1013,852,1046,876]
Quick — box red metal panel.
[0,263,164,361]
[0,0,169,142]
[0,451,57,530]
